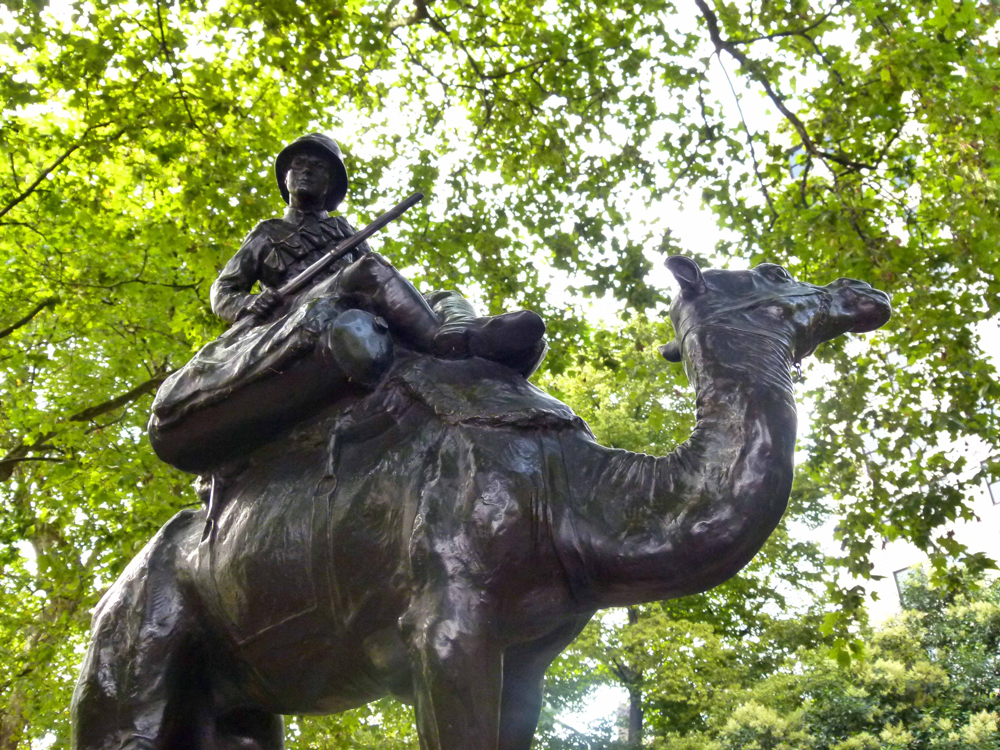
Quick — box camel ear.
[665,256,706,298]
[659,341,681,362]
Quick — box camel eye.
[761,265,792,282]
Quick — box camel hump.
[389,355,588,431]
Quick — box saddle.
[326,353,586,445]
[149,310,571,475]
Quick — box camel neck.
[556,327,798,610]
[683,325,797,432]
[674,326,798,515]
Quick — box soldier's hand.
[242,288,282,320]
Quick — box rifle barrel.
[280,191,424,297]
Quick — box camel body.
[172,356,597,714]
[72,259,892,750]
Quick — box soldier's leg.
[423,289,477,355]
[425,290,548,378]
[337,253,442,350]
[338,255,545,367]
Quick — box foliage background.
[1,0,998,746]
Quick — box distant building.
[867,473,1000,622]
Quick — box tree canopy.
[1,0,998,745]
[644,570,1000,750]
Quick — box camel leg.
[404,591,504,750]
[499,616,594,750]
[497,663,543,750]
[72,511,203,750]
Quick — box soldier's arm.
[210,229,268,323]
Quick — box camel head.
[658,256,891,368]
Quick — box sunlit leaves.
[1,0,998,744]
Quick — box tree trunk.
[0,500,89,749]
[625,606,643,749]
[0,582,82,750]
[627,686,643,749]
[0,694,26,750]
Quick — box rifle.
[224,191,424,339]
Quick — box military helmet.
[275,133,349,211]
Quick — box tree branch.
[0,456,67,467]
[0,370,172,482]
[798,30,846,86]
[416,5,499,130]
[8,151,20,189]
[57,277,200,292]
[478,57,549,81]
[154,0,207,136]
[694,0,874,172]
[68,372,171,423]
[0,297,60,341]
[717,55,778,222]
[0,220,48,238]
[731,5,841,45]
[425,8,486,82]
[388,0,431,30]
[0,140,84,221]
[0,124,124,221]
[799,155,813,208]
[382,0,403,22]
[394,35,456,97]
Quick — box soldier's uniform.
[150,134,546,453]
[210,210,371,325]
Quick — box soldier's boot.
[427,290,547,377]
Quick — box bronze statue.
[147,134,546,472]
[211,134,543,362]
[72,215,891,750]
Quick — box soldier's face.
[286,152,330,204]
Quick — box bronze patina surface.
[71,137,891,750]
[147,134,547,473]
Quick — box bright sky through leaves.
[2,0,999,745]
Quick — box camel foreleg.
[498,615,593,750]
[404,588,503,750]
[72,511,204,750]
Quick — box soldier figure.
[148,134,547,473]
[211,134,546,371]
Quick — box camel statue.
[71,256,891,750]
